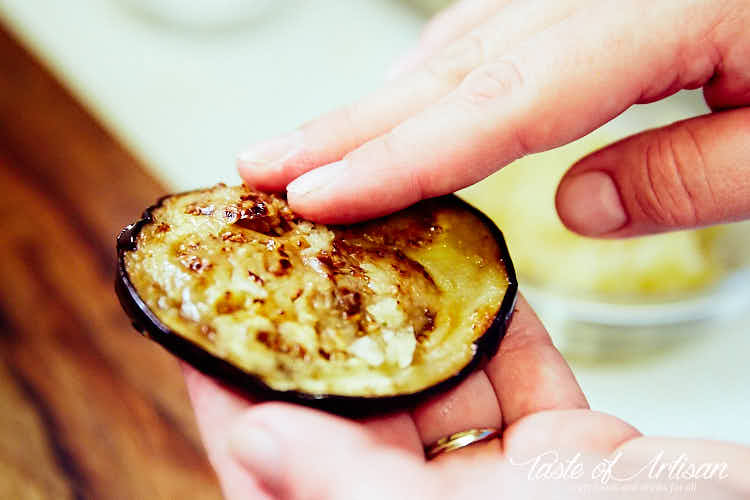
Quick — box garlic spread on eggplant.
[123,184,510,397]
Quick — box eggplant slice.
[116,184,517,416]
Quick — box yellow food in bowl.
[459,133,725,299]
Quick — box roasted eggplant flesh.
[118,184,516,407]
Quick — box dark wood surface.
[0,24,223,499]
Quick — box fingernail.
[558,171,627,236]
[287,160,348,198]
[229,422,281,478]
[236,130,304,171]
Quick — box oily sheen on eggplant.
[116,184,517,416]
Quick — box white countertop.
[2,0,748,445]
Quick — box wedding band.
[424,428,500,460]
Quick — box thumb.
[556,107,750,238]
[228,403,432,500]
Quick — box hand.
[236,0,750,242]
[185,298,750,499]
[190,1,750,497]
[184,296,602,499]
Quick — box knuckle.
[377,133,403,169]
[458,58,525,106]
[424,32,488,86]
[339,104,361,139]
[353,133,427,201]
[419,11,449,45]
[314,103,366,152]
[346,132,402,175]
[635,126,716,228]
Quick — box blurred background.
[0,1,748,498]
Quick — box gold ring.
[424,428,500,460]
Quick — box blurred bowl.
[459,91,750,360]
[524,241,750,361]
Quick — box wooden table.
[0,25,223,499]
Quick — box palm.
[183,295,625,499]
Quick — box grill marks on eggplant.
[143,186,443,366]
[121,184,512,400]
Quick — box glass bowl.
[459,91,750,360]
[523,229,750,361]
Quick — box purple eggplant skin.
[115,194,518,418]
